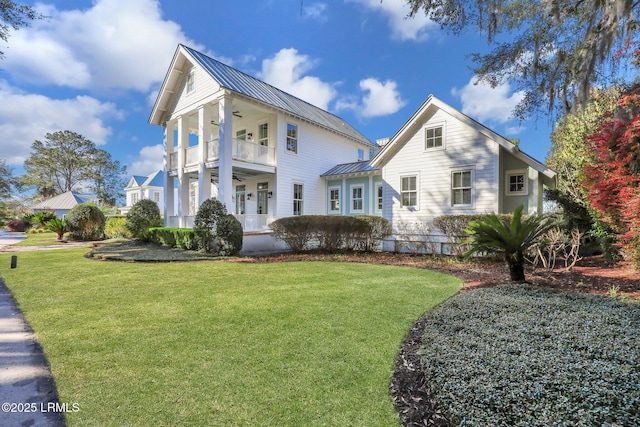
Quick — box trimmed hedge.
[105,216,131,239]
[126,199,163,242]
[421,285,640,426]
[148,228,198,251]
[270,215,391,253]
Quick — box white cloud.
[259,48,337,110]
[346,0,435,41]
[128,144,164,176]
[336,78,406,118]
[451,77,525,124]
[3,0,204,92]
[0,81,120,166]
[303,3,328,22]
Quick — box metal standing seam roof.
[31,191,88,210]
[182,45,375,147]
[321,160,379,177]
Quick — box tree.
[22,131,126,205]
[583,84,640,266]
[66,203,105,241]
[406,0,640,118]
[125,199,163,242]
[0,158,14,201]
[1,1,43,59]
[464,205,556,282]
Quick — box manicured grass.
[0,249,460,426]
[16,231,66,246]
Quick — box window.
[369,148,376,159]
[329,187,340,213]
[286,123,297,153]
[153,192,160,203]
[186,70,195,93]
[293,183,303,215]
[132,193,139,205]
[401,176,417,207]
[236,129,246,141]
[235,185,246,215]
[375,183,383,212]
[506,170,528,195]
[357,149,364,161]
[351,185,363,213]
[258,123,269,146]
[425,126,443,149]
[257,182,268,214]
[452,170,472,206]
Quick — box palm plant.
[463,205,556,282]
[45,218,67,241]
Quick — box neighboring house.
[31,191,91,218]
[150,45,556,253]
[121,171,164,215]
[149,44,377,251]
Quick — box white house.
[150,45,556,253]
[121,171,164,215]
[149,44,377,250]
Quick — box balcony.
[167,138,276,171]
[168,214,274,232]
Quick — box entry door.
[235,185,246,215]
[257,182,268,214]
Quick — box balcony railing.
[168,214,274,232]
[167,139,276,171]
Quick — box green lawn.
[16,231,66,246]
[0,249,461,426]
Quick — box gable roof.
[321,160,379,178]
[142,170,163,187]
[149,44,374,147]
[126,175,148,188]
[370,95,556,179]
[31,191,88,210]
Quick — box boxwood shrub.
[148,228,198,251]
[420,285,640,426]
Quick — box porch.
[167,213,276,231]
[168,138,276,172]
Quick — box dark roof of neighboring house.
[321,160,379,177]
[31,191,88,210]
[181,45,374,147]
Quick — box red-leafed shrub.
[584,86,640,267]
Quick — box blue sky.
[0,0,554,181]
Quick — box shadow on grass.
[86,239,220,262]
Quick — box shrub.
[193,198,228,253]
[148,228,199,251]
[28,211,57,229]
[5,219,29,232]
[433,214,490,257]
[66,204,105,240]
[45,218,67,240]
[270,216,314,253]
[420,284,640,426]
[213,214,243,256]
[126,199,163,241]
[104,216,131,239]
[271,215,391,253]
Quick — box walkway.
[0,230,64,426]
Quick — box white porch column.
[163,123,175,223]
[218,96,233,210]
[177,115,190,227]
[198,105,212,206]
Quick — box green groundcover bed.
[421,284,640,426]
[0,249,460,426]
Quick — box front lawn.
[0,249,461,426]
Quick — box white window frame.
[153,191,160,203]
[293,182,303,216]
[350,184,364,213]
[258,122,269,146]
[286,123,298,154]
[505,169,528,196]
[186,69,195,94]
[424,124,445,150]
[328,186,341,214]
[451,168,474,207]
[400,174,418,208]
[357,149,364,162]
[375,182,383,213]
[131,193,139,205]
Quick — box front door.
[235,185,246,215]
[257,182,268,214]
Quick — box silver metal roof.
[321,160,379,177]
[31,191,88,210]
[183,45,374,147]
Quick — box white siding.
[384,108,499,227]
[274,114,371,217]
[170,64,221,120]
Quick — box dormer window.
[186,70,195,93]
